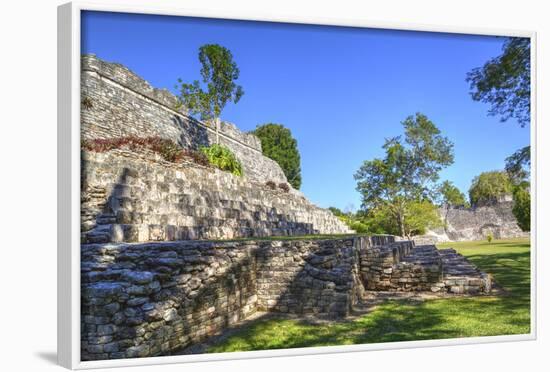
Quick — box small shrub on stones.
[265,181,277,190]
[278,183,290,192]
[81,136,209,166]
[200,144,243,176]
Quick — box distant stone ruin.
[415,198,529,244]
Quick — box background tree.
[252,123,302,189]
[466,37,530,127]
[505,146,530,184]
[512,186,530,231]
[468,170,513,206]
[354,113,453,238]
[439,180,468,208]
[467,36,531,232]
[176,44,244,143]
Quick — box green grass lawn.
[208,238,531,353]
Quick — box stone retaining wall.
[81,149,352,243]
[81,54,287,184]
[81,235,492,361]
[81,236,395,360]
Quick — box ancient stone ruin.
[415,199,529,244]
[80,55,494,361]
[81,236,492,360]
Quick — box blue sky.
[81,11,530,211]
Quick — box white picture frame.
[57,1,537,369]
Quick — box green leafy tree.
[252,123,302,189]
[466,37,530,127]
[328,207,344,217]
[439,180,468,208]
[512,186,530,231]
[354,113,454,238]
[177,44,244,143]
[506,146,530,184]
[468,171,513,206]
[467,37,531,230]
[328,207,375,234]
[467,37,531,198]
[402,200,443,238]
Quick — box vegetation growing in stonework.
[252,123,302,190]
[81,136,209,166]
[278,183,290,193]
[354,113,454,239]
[468,170,513,206]
[200,144,243,176]
[176,44,244,143]
[265,181,277,190]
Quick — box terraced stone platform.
[362,243,492,295]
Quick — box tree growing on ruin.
[252,123,302,189]
[439,180,468,208]
[354,113,454,239]
[176,44,244,143]
[468,170,513,206]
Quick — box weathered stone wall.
[81,149,352,243]
[415,200,529,244]
[255,238,375,315]
[81,240,259,360]
[81,235,491,360]
[81,54,287,184]
[81,236,394,360]
[441,201,528,241]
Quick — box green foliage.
[469,171,513,206]
[402,200,443,237]
[176,44,244,122]
[506,146,531,184]
[439,180,468,207]
[487,233,493,243]
[200,144,243,176]
[466,37,531,127]
[354,113,453,237]
[252,123,302,189]
[512,186,530,231]
[328,207,344,217]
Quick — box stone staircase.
[439,248,492,294]
[361,243,492,295]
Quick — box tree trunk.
[398,212,405,239]
[215,117,220,144]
